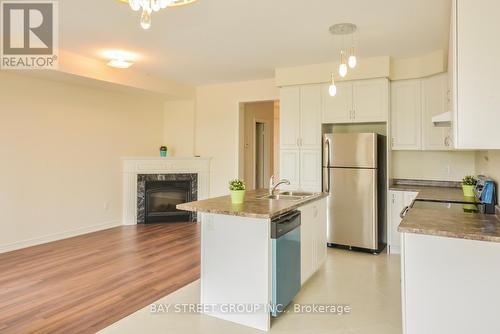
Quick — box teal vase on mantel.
[160,146,168,157]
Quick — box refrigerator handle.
[324,138,331,193]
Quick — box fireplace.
[137,174,197,224]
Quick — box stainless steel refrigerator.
[322,133,386,253]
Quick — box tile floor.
[101,248,402,334]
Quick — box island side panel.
[200,213,271,331]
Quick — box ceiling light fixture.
[107,59,134,69]
[329,23,359,91]
[102,50,138,69]
[119,0,198,30]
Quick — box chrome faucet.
[269,175,291,196]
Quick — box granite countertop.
[394,179,500,243]
[177,189,327,219]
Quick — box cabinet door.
[280,87,300,149]
[404,191,418,206]
[391,80,422,150]
[455,0,500,149]
[352,78,389,123]
[299,149,321,192]
[300,85,322,149]
[314,199,327,268]
[422,74,452,150]
[299,203,315,285]
[321,82,352,123]
[389,190,405,254]
[280,149,300,190]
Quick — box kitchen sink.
[279,191,315,197]
[256,191,317,201]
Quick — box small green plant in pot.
[229,179,246,204]
[462,175,477,197]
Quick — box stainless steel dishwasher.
[271,210,301,317]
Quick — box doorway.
[240,101,280,190]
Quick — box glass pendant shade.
[129,0,141,11]
[329,73,337,97]
[140,9,152,29]
[151,0,161,12]
[348,47,357,68]
[339,51,348,77]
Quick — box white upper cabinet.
[321,78,388,124]
[391,79,422,150]
[421,73,452,150]
[300,85,322,149]
[321,81,352,123]
[279,86,301,149]
[352,79,389,123]
[279,84,322,191]
[452,0,500,149]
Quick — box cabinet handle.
[296,138,300,147]
[353,110,356,120]
[400,206,410,219]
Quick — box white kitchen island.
[177,189,327,331]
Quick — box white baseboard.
[0,220,121,254]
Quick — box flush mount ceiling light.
[328,23,359,96]
[102,50,137,69]
[119,0,198,30]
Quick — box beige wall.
[475,151,500,204]
[163,100,195,156]
[0,72,164,251]
[195,79,279,196]
[391,151,476,181]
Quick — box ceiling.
[60,0,451,85]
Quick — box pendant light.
[329,73,337,97]
[339,50,348,78]
[348,46,357,69]
[329,23,359,89]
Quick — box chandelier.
[328,23,358,96]
[121,0,198,30]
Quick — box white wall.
[195,79,279,196]
[0,72,164,251]
[163,100,195,156]
[475,151,500,204]
[392,151,476,181]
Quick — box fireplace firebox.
[137,174,197,224]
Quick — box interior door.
[327,167,377,249]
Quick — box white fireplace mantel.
[122,157,211,225]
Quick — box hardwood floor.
[0,223,200,334]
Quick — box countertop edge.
[177,192,328,219]
[398,226,500,243]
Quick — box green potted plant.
[462,175,477,197]
[229,179,246,204]
[159,145,168,157]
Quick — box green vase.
[462,184,475,197]
[230,190,245,204]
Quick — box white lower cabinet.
[401,232,500,333]
[387,190,417,254]
[299,198,327,285]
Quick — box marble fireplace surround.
[122,157,211,225]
